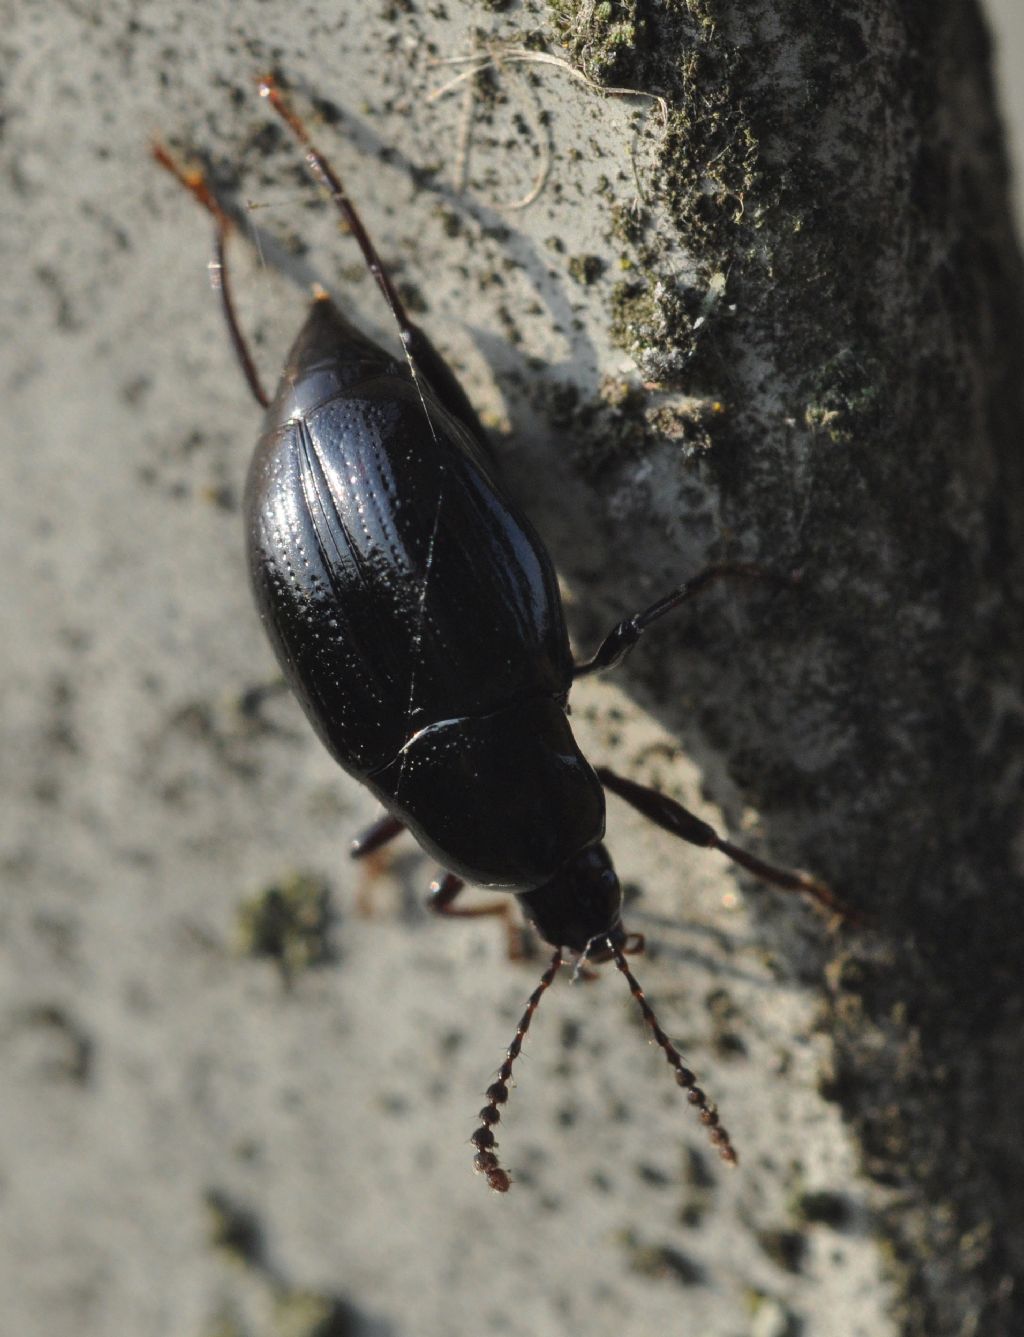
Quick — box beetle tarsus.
[428,874,529,960]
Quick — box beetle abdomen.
[245,299,574,776]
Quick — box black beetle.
[155,76,851,1193]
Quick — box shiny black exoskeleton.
[247,297,607,924]
[155,75,851,1192]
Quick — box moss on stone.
[234,872,334,982]
[548,0,645,85]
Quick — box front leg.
[598,766,862,922]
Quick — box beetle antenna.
[610,944,738,1166]
[256,75,445,443]
[471,948,563,1192]
[257,76,415,338]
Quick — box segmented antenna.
[471,949,563,1193]
[611,945,738,1165]
[257,75,420,360]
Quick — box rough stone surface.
[3,3,1023,1336]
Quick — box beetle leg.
[257,76,492,454]
[573,562,796,677]
[597,766,864,923]
[429,874,529,960]
[349,814,406,916]
[350,813,405,860]
[151,143,270,408]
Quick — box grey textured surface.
[3,3,1021,1337]
[989,0,1024,228]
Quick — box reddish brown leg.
[350,813,405,915]
[151,143,269,408]
[428,874,528,960]
[350,813,405,860]
[598,766,861,922]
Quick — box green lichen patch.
[802,348,886,448]
[203,1188,264,1269]
[607,275,732,387]
[548,0,645,86]
[608,201,648,249]
[531,368,725,484]
[659,50,761,256]
[271,1288,354,1337]
[567,252,606,285]
[615,1227,704,1285]
[608,279,664,368]
[234,872,334,983]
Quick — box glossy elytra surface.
[246,297,606,887]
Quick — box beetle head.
[469,844,738,1191]
[515,842,625,952]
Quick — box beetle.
[155,75,852,1193]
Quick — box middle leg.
[574,563,796,677]
[429,873,529,960]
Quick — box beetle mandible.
[155,75,852,1193]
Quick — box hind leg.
[598,765,861,922]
